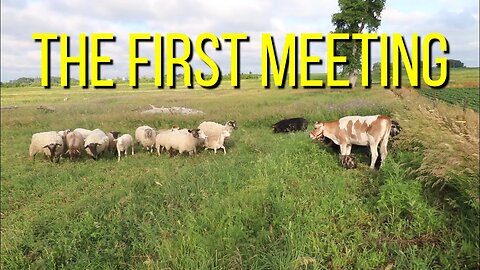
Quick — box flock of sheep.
[28,120,238,162]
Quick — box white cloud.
[0,0,478,82]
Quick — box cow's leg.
[368,139,379,169]
[340,144,348,155]
[345,144,352,156]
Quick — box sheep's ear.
[188,129,192,133]
[84,145,89,149]
[43,145,49,148]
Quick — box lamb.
[198,120,237,146]
[84,129,109,160]
[135,125,157,152]
[204,129,230,154]
[73,128,93,140]
[65,130,84,160]
[29,131,64,163]
[157,129,207,157]
[114,134,134,162]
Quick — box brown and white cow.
[310,115,392,169]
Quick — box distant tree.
[331,0,386,87]
[443,59,465,68]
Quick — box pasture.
[1,70,479,269]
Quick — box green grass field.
[419,88,479,111]
[1,70,479,269]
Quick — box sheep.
[29,131,64,163]
[204,129,230,154]
[155,126,181,155]
[198,120,237,147]
[157,129,207,157]
[114,134,134,162]
[135,125,157,152]
[84,129,109,160]
[65,130,84,160]
[73,128,93,140]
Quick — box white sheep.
[135,125,157,152]
[29,131,64,163]
[204,129,230,154]
[158,129,207,156]
[198,120,237,141]
[114,134,134,162]
[73,128,93,140]
[65,130,84,160]
[155,126,181,155]
[84,129,109,160]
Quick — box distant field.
[419,88,479,111]
[1,69,478,269]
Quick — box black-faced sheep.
[84,129,109,160]
[29,131,64,163]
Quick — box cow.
[272,117,308,133]
[309,115,392,169]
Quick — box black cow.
[272,118,308,133]
[390,120,401,137]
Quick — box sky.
[1,0,478,82]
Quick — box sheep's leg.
[117,151,121,162]
[214,148,217,154]
[221,146,226,155]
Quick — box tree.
[331,0,386,87]
[444,59,465,68]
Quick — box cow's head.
[309,121,325,140]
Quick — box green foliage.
[419,88,479,111]
[331,0,386,76]
[446,59,466,69]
